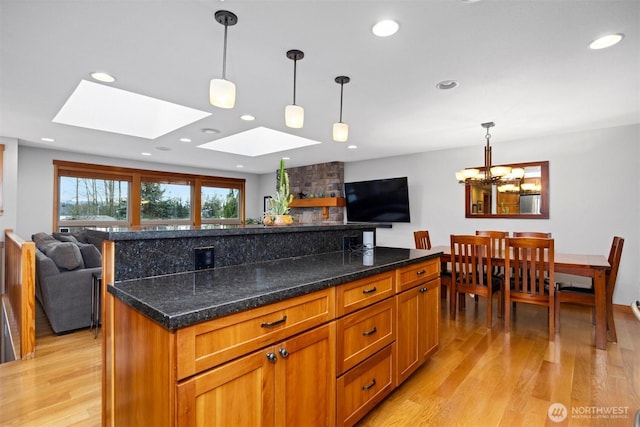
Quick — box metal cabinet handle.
[266,352,277,363]
[261,315,287,328]
[362,287,377,294]
[279,348,289,358]
[419,287,428,293]
[362,326,377,336]
[416,269,426,275]
[362,378,377,391]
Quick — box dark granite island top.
[108,246,442,330]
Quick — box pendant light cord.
[222,22,228,80]
[339,82,344,123]
[292,59,297,105]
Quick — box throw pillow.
[52,232,79,244]
[45,242,84,271]
[79,243,102,268]
[32,232,60,253]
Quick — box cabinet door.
[395,278,440,386]
[176,349,276,427]
[395,286,422,385]
[421,278,440,360]
[275,323,336,427]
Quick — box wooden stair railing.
[3,229,36,360]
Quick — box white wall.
[0,137,19,293]
[16,146,262,238]
[343,124,639,305]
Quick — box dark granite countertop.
[87,223,375,241]
[108,246,442,330]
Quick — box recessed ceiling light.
[141,152,151,156]
[179,137,192,143]
[436,80,459,90]
[372,20,399,37]
[236,164,244,168]
[156,146,171,151]
[589,33,624,50]
[240,114,255,121]
[202,128,220,134]
[347,145,358,149]
[90,72,116,83]
[41,137,55,142]
[282,157,290,160]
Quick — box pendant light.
[210,10,238,109]
[285,49,304,128]
[333,76,350,142]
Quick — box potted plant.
[264,158,294,225]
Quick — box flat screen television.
[344,177,411,223]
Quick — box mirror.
[465,161,549,219]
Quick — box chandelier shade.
[455,122,523,187]
[210,10,238,109]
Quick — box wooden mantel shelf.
[288,197,346,219]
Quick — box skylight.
[52,80,211,139]
[198,126,322,157]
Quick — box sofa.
[32,231,103,334]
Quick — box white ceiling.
[1,0,638,174]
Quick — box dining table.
[431,245,611,350]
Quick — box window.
[201,186,240,222]
[53,161,245,230]
[141,181,191,223]
[58,176,129,227]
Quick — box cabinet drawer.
[336,298,395,375]
[336,344,395,427]
[176,289,334,380]
[336,271,395,316]
[396,258,440,292]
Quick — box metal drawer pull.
[362,379,377,391]
[266,352,277,363]
[420,287,428,293]
[416,269,426,275]
[279,348,289,358]
[362,287,377,294]
[362,326,377,336]
[261,315,287,328]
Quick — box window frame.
[53,160,245,230]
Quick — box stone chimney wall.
[285,161,345,223]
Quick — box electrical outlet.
[194,246,215,270]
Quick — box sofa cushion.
[79,243,102,268]
[45,242,84,271]
[32,232,60,253]
[52,232,79,244]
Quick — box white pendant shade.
[333,122,349,142]
[285,104,304,128]
[210,78,236,109]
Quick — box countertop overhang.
[108,247,442,330]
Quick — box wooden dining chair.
[476,230,508,274]
[413,230,432,250]
[512,231,552,238]
[450,235,503,328]
[414,230,451,300]
[504,237,555,337]
[555,236,624,342]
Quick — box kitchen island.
[98,224,442,427]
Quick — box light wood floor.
[1,299,639,426]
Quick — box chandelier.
[455,122,524,185]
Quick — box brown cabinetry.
[177,323,336,427]
[104,256,441,427]
[395,259,440,386]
